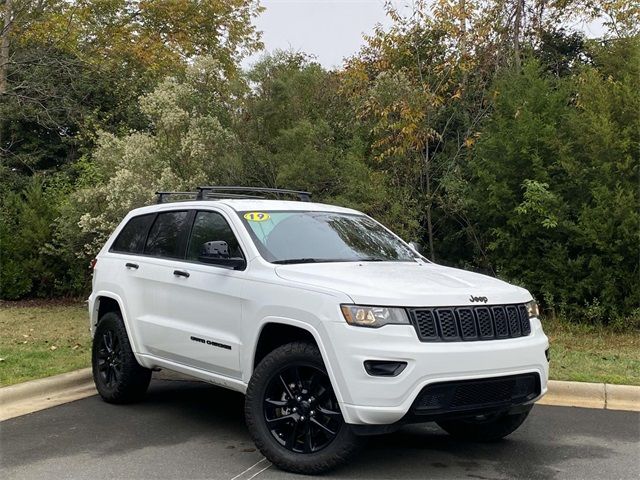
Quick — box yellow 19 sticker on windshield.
[244,212,270,222]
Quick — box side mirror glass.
[200,240,230,258]
[198,241,246,270]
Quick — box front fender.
[244,315,350,408]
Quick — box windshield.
[238,210,418,264]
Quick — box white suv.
[89,186,549,474]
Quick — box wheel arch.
[92,292,144,361]
[248,319,346,406]
[253,322,318,369]
[96,296,121,324]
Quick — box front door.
[137,208,246,379]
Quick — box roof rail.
[155,192,197,204]
[155,186,312,204]
[204,192,265,200]
[196,186,312,202]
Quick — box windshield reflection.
[240,211,417,264]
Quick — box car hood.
[275,261,531,307]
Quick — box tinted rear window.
[144,211,190,259]
[111,214,155,254]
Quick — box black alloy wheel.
[263,364,342,453]
[91,311,151,403]
[245,342,361,474]
[96,328,123,388]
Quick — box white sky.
[243,0,405,70]
[244,0,606,70]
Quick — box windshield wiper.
[274,257,392,264]
[273,258,361,265]
[273,257,415,264]
[272,258,321,264]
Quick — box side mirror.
[198,241,246,270]
[201,240,229,257]
[408,241,423,254]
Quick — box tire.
[436,406,533,442]
[245,342,362,474]
[92,311,151,404]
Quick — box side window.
[111,214,155,254]
[187,211,243,262]
[144,211,190,259]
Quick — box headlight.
[526,300,540,318]
[340,305,410,328]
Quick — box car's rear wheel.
[92,311,151,404]
[245,342,361,474]
[436,406,532,442]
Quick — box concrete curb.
[0,368,93,404]
[1,370,639,422]
[605,384,640,411]
[0,368,95,421]
[530,380,639,411]
[538,380,606,409]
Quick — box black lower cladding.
[412,373,541,417]
[349,373,540,435]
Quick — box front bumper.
[323,318,549,425]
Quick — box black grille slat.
[492,306,509,338]
[518,304,532,335]
[436,309,459,340]
[506,305,521,336]
[410,303,531,342]
[412,309,438,340]
[456,308,478,340]
[475,306,494,338]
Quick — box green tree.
[239,52,408,234]
[1,178,57,298]
[56,57,243,258]
[1,0,263,178]
[466,46,639,321]
[342,0,500,259]
[1,1,263,299]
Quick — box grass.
[0,302,638,387]
[0,301,90,386]
[543,317,640,386]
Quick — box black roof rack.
[155,192,197,204]
[196,186,311,202]
[155,186,312,204]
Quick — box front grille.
[412,373,540,415]
[408,303,532,342]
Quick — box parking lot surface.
[1,378,638,479]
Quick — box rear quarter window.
[110,214,155,254]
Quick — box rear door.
[134,209,193,361]
[102,212,157,352]
[136,208,246,379]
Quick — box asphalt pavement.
[1,377,638,480]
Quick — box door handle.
[173,270,190,278]
[125,262,139,270]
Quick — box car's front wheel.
[92,311,151,404]
[436,406,533,442]
[245,342,361,474]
